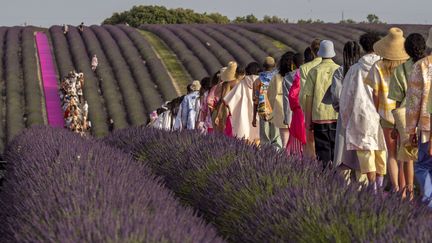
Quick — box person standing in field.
[407,27,432,207]
[284,53,306,155]
[365,28,409,192]
[180,80,201,130]
[339,32,384,187]
[196,77,212,134]
[304,40,340,168]
[78,22,84,32]
[268,53,293,148]
[211,61,239,136]
[388,33,425,199]
[200,71,221,134]
[300,39,322,158]
[252,57,281,148]
[322,41,361,171]
[62,24,69,35]
[91,54,98,71]
[224,62,261,144]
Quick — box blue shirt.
[181,91,200,130]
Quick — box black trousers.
[313,122,337,168]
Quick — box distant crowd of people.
[149,27,432,207]
[60,71,89,135]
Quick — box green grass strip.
[139,30,191,94]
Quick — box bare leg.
[383,128,399,192]
[279,128,290,148]
[399,161,407,199]
[404,160,415,201]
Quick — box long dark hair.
[199,77,211,96]
[245,62,262,75]
[210,70,221,88]
[343,41,361,76]
[279,51,296,77]
[304,47,314,63]
[405,33,426,62]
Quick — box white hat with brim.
[221,61,237,82]
[318,40,336,58]
[373,27,409,61]
[427,27,432,48]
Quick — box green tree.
[367,14,381,24]
[262,15,289,24]
[102,5,231,26]
[297,18,324,24]
[233,14,258,23]
[339,18,356,24]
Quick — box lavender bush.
[22,27,45,126]
[119,25,178,100]
[91,25,147,126]
[185,26,235,66]
[5,27,26,142]
[210,25,268,62]
[0,28,7,152]
[141,25,209,80]
[167,25,222,75]
[0,126,224,242]
[196,25,255,66]
[80,26,129,130]
[104,127,432,242]
[104,25,163,112]
[226,25,283,60]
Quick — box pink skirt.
[286,135,303,156]
[224,116,233,137]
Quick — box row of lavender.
[49,25,178,137]
[0,27,46,154]
[141,24,280,80]
[0,127,224,242]
[103,128,432,242]
[143,24,431,79]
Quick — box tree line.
[103,5,384,27]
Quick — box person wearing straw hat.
[252,56,281,148]
[407,27,432,207]
[179,80,201,130]
[388,33,425,200]
[365,27,409,192]
[224,62,261,144]
[304,40,340,168]
[340,32,384,187]
[211,61,239,136]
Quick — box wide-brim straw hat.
[190,80,201,92]
[427,27,432,48]
[373,27,409,61]
[318,40,336,58]
[221,61,237,81]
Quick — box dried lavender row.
[0,126,224,243]
[104,127,432,242]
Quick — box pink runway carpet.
[35,32,64,127]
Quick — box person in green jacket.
[388,33,426,199]
[304,40,340,168]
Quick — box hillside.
[0,23,429,153]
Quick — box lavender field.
[0,23,428,150]
[0,23,431,242]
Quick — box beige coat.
[268,74,288,129]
